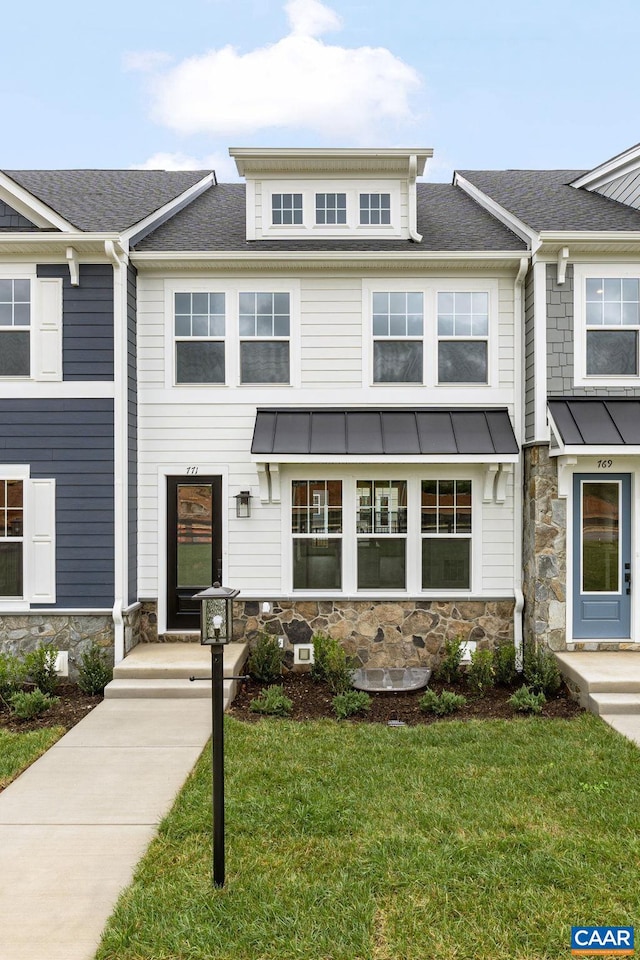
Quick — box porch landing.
[104,642,248,708]
[555,651,640,744]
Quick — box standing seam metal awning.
[548,398,640,447]
[251,408,519,456]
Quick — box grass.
[97,715,640,960]
[0,726,65,789]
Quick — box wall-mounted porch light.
[235,490,252,518]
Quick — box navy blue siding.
[127,264,138,605]
[37,264,114,381]
[0,400,114,607]
[0,200,38,231]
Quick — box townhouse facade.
[1,144,639,673]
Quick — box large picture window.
[0,280,30,378]
[421,480,472,589]
[292,480,342,589]
[0,479,23,597]
[174,292,225,384]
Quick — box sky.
[3,0,640,182]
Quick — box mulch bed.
[228,673,583,725]
[0,683,103,734]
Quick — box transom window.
[437,292,489,384]
[0,279,30,377]
[356,480,407,589]
[291,481,342,590]
[0,480,23,597]
[421,480,472,589]
[174,292,225,384]
[585,278,640,376]
[372,292,424,383]
[315,193,346,225]
[360,193,391,225]
[239,292,290,384]
[272,193,303,226]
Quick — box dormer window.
[272,193,303,225]
[315,193,347,225]
[360,193,391,225]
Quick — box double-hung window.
[0,479,23,597]
[437,292,488,383]
[292,480,342,589]
[356,480,407,589]
[372,292,424,383]
[585,278,639,376]
[0,280,30,377]
[421,480,472,589]
[360,193,391,225]
[239,292,290,384]
[174,292,225,384]
[272,193,303,225]
[316,193,346,225]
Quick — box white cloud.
[138,0,421,140]
[131,151,239,181]
[122,50,173,73]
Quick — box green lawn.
[97,715,640,960]
[0,726,65,789]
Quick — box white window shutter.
[34,278,63,381]
[28,479,56,603]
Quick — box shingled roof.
[133,181,527,252]
[459,169,640,233]
[3,169,212,232]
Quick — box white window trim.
[283,468,481,597]
[165,279,301,390]
[261,180,402,239]
[574,263,640,386]
[0,266,62,383]
[363,279,499,388]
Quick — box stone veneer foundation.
[140,598,514,669]
[0,614,114,681]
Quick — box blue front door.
[573,474,631,639]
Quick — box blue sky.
[4,0,639,180]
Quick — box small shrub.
[508,684,546,715]
[9,689,59,720]
[249,685,293,717]
[310,633,354,694]
[77,643,113,695]
[247,633,283,684]
[419,689,467,715]
[435,636,465,684]
[23,643,59,695]
[466,649,495,696]
[0,652,26,701]
[523,645,562,696]
[332,690,371,719]
[494,641,518,687]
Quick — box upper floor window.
[272,193,303,225]
[315,193,346,225]
[585,278,639,376]
[372,292,424,383]
[0,280,30,377]
[239,292,290,384]
[437,292,489,384]
[174,292,225,384]
[360,193,391,225]
[0,479,23,598]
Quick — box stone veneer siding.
[0,614,114,680]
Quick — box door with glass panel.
[573,474,631,639]
[167,477,222,631]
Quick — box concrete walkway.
[0,698,212,960]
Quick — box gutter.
[408,155,422,243]
[513,256,529,670]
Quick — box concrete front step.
[588,692,640,716]
[105,642,248,706]
[555,651,640,701]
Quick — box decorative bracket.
[557,455,577,498]
[256,463,269,503]
[495,463,513,503]
[483,463,499,502]
[557,246,569,285]
[269,463,281,503]
[66,246,79,287]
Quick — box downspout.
[513,256,529,670]
[105,239,128,665]
[408,155,423,243]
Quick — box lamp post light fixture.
[235,490,252,518]
[195,581,240,888]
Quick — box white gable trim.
[0,172,76,231]
[454,174,539,250]
[570,143,640,191]
[123,173,216,248]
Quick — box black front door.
[167,476,222,631]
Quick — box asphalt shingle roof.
[459,169,640,233]
[133,182,527,252]
[3,169,212,232]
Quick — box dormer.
[229,147,433,242]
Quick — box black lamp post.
[194,581,240,888]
